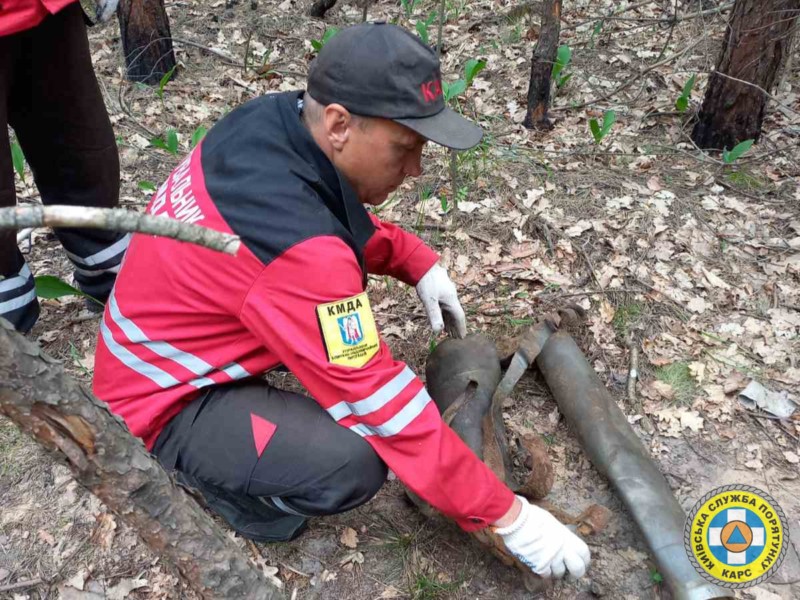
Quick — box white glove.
[415,264,467,338]
[495,496,591,579]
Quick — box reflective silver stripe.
[349,423,373,438]
[0,264,32,293]
[107,292,250,389]
[108,292,214,377]
[268,496,311,517]
[73,263,121,277]
[221,361,251,380]
[326,366,416,421]
[348,388,432,438]
[65,233,130,267]
[100,319,179,388]
[0,288,37,314]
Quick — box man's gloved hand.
[495,495,591,579]
[415,264,467,338]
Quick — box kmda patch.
[316,292,379,368]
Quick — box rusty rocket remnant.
[535,330,730,600]
[424,312,730,599]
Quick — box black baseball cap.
[307,23,482,150]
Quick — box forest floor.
[2,0,799,599]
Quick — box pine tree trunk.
[117,0,177,85]
[0,319,282,600]
[523,0,562,130]
[691,0,800,150]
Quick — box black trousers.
[0,4,125,333]
[153,380,389,542]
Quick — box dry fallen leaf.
[339,526,359,549]
[784,451,800,464]
[91,513,117,550]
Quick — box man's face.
[336,118,427,206]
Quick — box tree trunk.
[308,0,337,18]
[691,0,800,150]
[117,0,177,85]
[523,0,562,130]
[0,319,282,600]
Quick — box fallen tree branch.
[0,321,282,599]
[0,206,240,255]
[0,578,44,593]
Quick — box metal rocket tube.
[535,331,730,600]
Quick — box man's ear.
[322,103,352,151]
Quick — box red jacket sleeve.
[364,213,439,286]
[240,236,514,530]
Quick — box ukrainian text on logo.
[684,484,788,588]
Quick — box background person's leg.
[8,4,126,303]
[153,380,388,542]
[0,31,39,332]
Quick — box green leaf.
[551,45,572,82]
[601,109,617,136]
[157,65,177,100]
[722,139,754,164]
[443,79,466,102]
[556,72,573,88]
[10,139,26,184]
[310,39,322,52]
[675,74,696,112]
[650,569,664,585]
[138,180,157,192]
[589,118,602,143]
[34,275,97,304]
[150,137,169,151]
[464,58,487,86]
[682,74,697,98]
[190,126,208,149]
[311,27,339,53]
[415,21,429,44]
[166,129,179,155]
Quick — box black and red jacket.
[93,91,513,530]
[0,0,76,36]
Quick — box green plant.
[138,180,157,193]
[589,20,604,48]
[650,569,664,585]
[551,45,572,88]
[34,275,101,306]
[190,125,208,149]
[401,0,418,19]
[415,13,437,45]
[442,57,487,104]
[655,361,697,405]
[612,301,643,338]
[722,139,754,164]
[68,342,92,378]
[442,79,466,102]
[156,65,177,102]
[589,109,616,144]
[409,573,460,600]
[311,27,339,52]
[439,195,449,212]
[674,74,696,112]
[10,139,26,183]
[464,58,486,86]
[150,128,180,155]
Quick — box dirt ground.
[2,0,799,599]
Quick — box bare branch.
[1,206,240,255]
